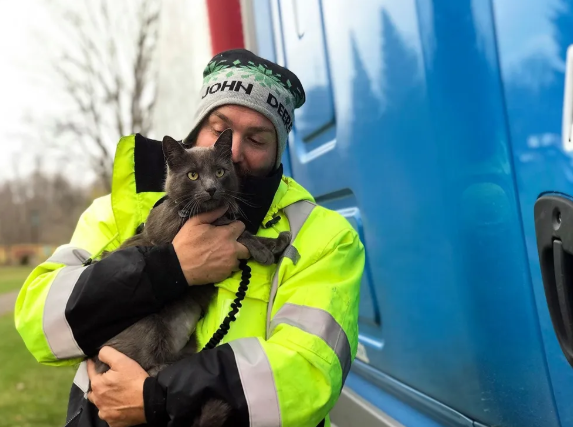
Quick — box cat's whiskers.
[224,190,259,203]
[180,199,197,216]
[190,200,202,217]
[227,199,248,221]
[223,199,240,219]
[226,189,256,198]
[173,195,197,206]
[222,192,259,208]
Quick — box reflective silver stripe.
[267,258,284,340]
[43,247,89,359]
[46,247,90,265]
[230,337,281,427]
[266,200,316,338]
[284,200,315,242]
[270,303,352,384]
[73,361,90,395]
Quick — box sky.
[0,0,211,185]
[0,0,143,184]
[0,0,65,181]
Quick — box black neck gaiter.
[236,164,283,234]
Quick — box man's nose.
[231,134,244,164]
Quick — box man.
[15,49,364,427]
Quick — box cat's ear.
[214,128,233,157]
[162,136,187,170]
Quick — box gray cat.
[93,129,291,427]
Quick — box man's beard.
[234,163,253,181]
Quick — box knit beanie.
[183,49,306,169]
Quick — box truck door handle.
[535,194,573,366]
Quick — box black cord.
[203,259,251,350]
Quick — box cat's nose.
[206,187,216,197]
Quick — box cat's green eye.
[216,169,225,178]
[188,172,199,181]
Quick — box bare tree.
[49,0,161,192]
[0,171,93,247]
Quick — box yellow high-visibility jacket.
[14,134,365,427]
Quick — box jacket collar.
[110,134,314,240]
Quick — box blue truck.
[247,1,573,426]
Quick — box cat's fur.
[93,129,291,427]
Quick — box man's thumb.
[98,346,123,369]
[190,205,228,225]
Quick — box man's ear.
[162,136,188,170]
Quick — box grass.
[0,311,76,427]
[0,266,34,294]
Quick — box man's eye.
[249,138,264,145]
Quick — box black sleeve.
[65,244,188,356]
[143,344,249,427]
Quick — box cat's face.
[193,105,277,178]
[162,129,239,215]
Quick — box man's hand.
[87,347,148,427]
[172,206,250,285]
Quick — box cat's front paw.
[274,231,292,253]
[254,249,275,266]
